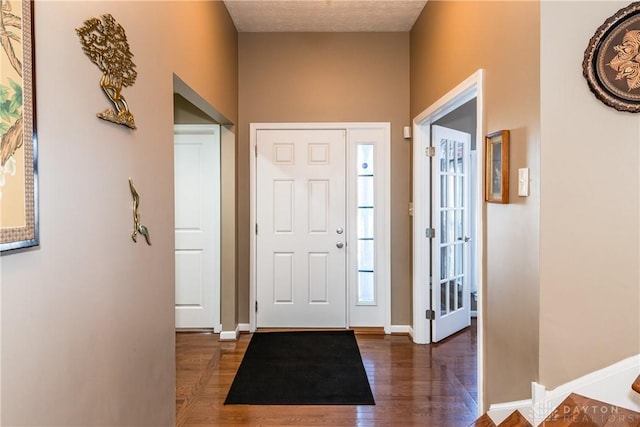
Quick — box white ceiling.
[223,0,428,32]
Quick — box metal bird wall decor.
[129,178,151,245]
[76,14,137,129]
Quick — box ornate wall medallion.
[76,14,137,129]
[583,2,640,112]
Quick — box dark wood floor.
[176,320,478,426]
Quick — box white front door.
[256,129,347,328]
[431,125,471,342]
[174,125,221,330]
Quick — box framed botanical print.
[0,0,38,252]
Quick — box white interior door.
[431,125,471,342]
[256,129,347,328]
[174,125,221,330]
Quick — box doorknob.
[336,226,344,235]
[336,241,344,249]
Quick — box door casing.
[249,122,391,333]
[174,124,221,331]
[412,70,485,412]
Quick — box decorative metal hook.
[129,178,151,245]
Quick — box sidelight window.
[356,144,375,305]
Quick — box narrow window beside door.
[357,144,375,305]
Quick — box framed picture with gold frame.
[0,0,38,252]
[485,130,509,204]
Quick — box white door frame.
[249,122,391,333]
[412,70,485,411]
[174,124,221,331]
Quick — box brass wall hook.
[129,178,151,245]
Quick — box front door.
[174,125,221,329]
[256,129,347,328]
[431,125,471,342]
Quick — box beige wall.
[539,1,640,388]
[237,32,411,325]
[174,94,216,125]
[1,1,237,425]
[411,1,541,405]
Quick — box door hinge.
[426,146,435,157]
[425,228,435,238]
[255,223,258,235]
[254,144,258,157]
[255,301,258,313]
[426,309,435,320]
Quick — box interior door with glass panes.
[431,125,471,342]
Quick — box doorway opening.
[412,70,484,412]
[172,74,237,334]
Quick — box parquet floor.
[176,320,478,426]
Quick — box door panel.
[174,125,220,329]
[432,125,471,342]
[256,129,346,328]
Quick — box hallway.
[176,321,477,426]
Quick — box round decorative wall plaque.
[583,2,640,112]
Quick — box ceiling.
[223,0,428,32]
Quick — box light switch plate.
[518,168,529,197]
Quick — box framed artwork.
[485,130,509,204]
[583,2,640,112]
[0,0,38,252]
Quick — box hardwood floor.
[176,320,478,426]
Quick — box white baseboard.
[532,354,640,421]
[229,323,415,337]
[488,354,640,425]
[488,399,534,425]
[219,325,239,341]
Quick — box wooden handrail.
[633,374,640,394]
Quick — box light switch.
[518,168,529,197]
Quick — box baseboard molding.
[488,399,533,425]
[219,325,239,341]
[231,323,412,336]
[532,354,640,421]
[488,354,640,425]
[390,325,412,335]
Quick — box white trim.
[486,354,640,425]
[174,124,221,332]
[411,69,485,412]
[219,325,239,341]
[487,399,534,425]
[238,323,251,333]
[249,122,391,333]
[532,355,640,423]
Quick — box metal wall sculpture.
[76,14,137,129]
[129,178,150,245]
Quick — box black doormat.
[224,330,375,405]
